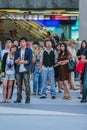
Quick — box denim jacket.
[14,47,32,73]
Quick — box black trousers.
[16,72,30,101]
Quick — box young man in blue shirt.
[14,37,32,103]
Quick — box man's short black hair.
[32,41,40,45]
[19,37,27,43]
[5,38,13,43]
[44,39,52,47]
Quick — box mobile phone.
[18,57,21,59]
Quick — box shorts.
[5,74,15,80]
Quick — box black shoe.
[80,99,86,103]
[32,92,36,95]
[80,92,83,94]
[58,90,62,93]
[38,92,42,96]
[14,100,21,103]
[78,96,82,99]
[51,96,56,99]
[25,100,30,103]
[40,95,46,99]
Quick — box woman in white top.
[1,45,17,103]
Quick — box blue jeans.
[33,67,42,94]
[41,69,56,97]
[82,64,87,99]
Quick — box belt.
[47,67,50,70]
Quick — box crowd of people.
[0,35,87,103]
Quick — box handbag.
[67,60,76,72]
[75,61,85,74]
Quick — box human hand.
[1,72,5,77]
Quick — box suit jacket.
[14,47,32,73]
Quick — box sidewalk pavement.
[0,80,87,130]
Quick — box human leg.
[7,80,14,102]
[40,70,48,98]
[38,72,42,95]
[2,79,8,102]
[63,80,71,99]
[14,73,22,102]
[23,72,30,103]
[33,68,39,94]
[48,70,56,98]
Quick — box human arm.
[16,48,33,65]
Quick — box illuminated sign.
[36,20,60,26]
[52,15,69,20]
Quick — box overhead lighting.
[62,14,79,16]
[0,9,79,17]
[0,9,29,13]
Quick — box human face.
[60,44,65,51]
[45,40,52,48]
[81,42,86,48]
[69,41,75,48]
[72,42,75,48]
[39,46,43,52]
[33,44,39,50]
[20,40,26,47]
[11,46,17,54]
[6,40,12,49]
[13,40,18,46]
[56,45,60,51]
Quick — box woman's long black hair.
[59,42,69,57]
[80,40,87,49]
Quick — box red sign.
[52,15,69,20]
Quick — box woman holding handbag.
[57,43,71,99]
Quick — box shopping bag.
[75,61,85,74]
